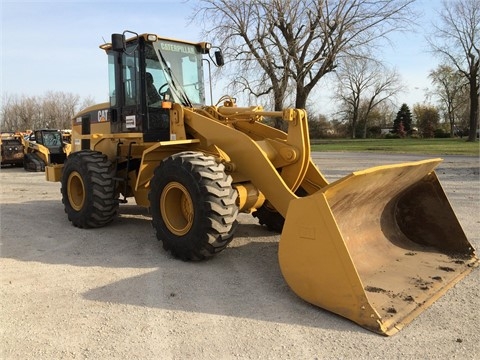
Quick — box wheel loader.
[45,31,478,336]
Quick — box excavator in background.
[23,129,70,172]
[43,31,478,336]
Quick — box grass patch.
[311,138,479,156]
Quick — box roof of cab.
[99,33,202,51]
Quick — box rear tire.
[61,150,118,228]
[149,151,238,260]
[252,187,308,233]
[252,201,285,233]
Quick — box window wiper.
[157,50,193,108]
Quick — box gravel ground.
[1,152,479,359]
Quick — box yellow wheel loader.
[45,31,478,336]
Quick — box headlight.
[147,34,158,42]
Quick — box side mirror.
[214,50,225,67]
[111,33,125,52]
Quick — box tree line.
[307,100,470,139]
[0,70,471,140]
[1,92,94,132]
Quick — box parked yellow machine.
[23,129,70,172]
[45,31,477,336]
[0,132,24,167]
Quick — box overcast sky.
[1,0,441,116]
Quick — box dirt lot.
[1,152,479,359]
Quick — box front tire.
[149,152,238,260]
[61,150,118,228]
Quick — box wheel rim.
[160,182,194,236]
[67,171,86,211]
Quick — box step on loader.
[45,31,478,336]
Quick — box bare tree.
[10,95,41,131]
[428,0,480,141]
[336,59,404,138]
[0,94,16,131]
[0,92,83,131]
[194,0,417,125]
[79,96,97,112]
[429,65,469,136]
[42,91,80,129]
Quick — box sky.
[1,0,442,117]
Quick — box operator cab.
[33,129,67,164]
[103,31,223,142]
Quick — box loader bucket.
[278,158,478,336]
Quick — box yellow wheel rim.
[160,182,194,236]
[67,171,85,211]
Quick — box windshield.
[148,40,205,106]
[39,131,62,147]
